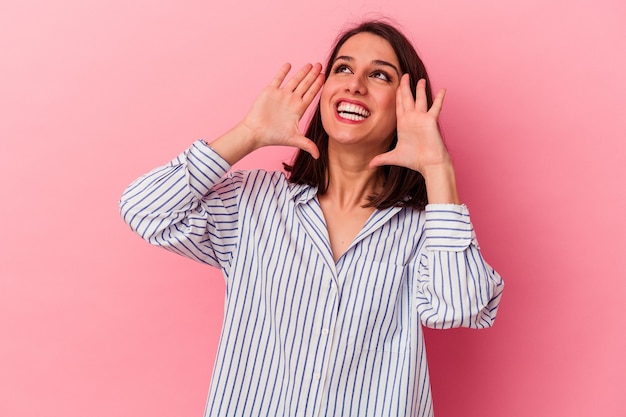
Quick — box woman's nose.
[345,75,367,95]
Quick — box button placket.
[311,277,335,388]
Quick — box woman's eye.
[371,71,391,82]
[333,64,351,74]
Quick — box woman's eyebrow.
[333,55,400,77]
[372,59,400,77]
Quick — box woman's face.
[320,32,401,151]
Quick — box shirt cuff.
[186,140,232,197]
[424,204,478,251]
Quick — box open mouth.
[337,101,370,121]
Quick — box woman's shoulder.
[230,168,317,209]
[233,168,305,195]
[233,168,288,184]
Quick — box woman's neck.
[322,143,385,210]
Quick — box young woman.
[120,20,504,417]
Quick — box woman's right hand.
[240,63,324,158]
[207,63,324,165]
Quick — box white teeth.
[339,112,366,121]
[337,102,370,120]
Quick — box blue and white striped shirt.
[120,140,504,417]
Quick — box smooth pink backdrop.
[1,1,625,416]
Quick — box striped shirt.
[120,140,504,417]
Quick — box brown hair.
[284,20,435,210]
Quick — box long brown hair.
[284,20,435,210]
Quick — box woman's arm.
[414,204,504,329]
[370,75,503,328]
[119,142,239,268]
[119,63,324,267]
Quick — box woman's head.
[285,20,434,209]
[323,20,433,107]
[319,31,402,157]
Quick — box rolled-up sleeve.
[119,140,241,271]
[415,204,504,329]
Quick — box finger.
[294,63,323,98]
[283,63,314,92]
[300,73,325,110]
[291,135,320,159]
[369,151,397,168]
[396,78,405,118]
[414,78,428,112]
[399,74,414,112]
[429,88,446,117]
[269,63,292,88]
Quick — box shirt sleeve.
[119,140,241,271]
[415,204,504,329]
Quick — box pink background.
[1,0,625,416]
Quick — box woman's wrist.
[422,162,461,204]
[207,123,260,166]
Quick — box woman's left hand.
[369,75,450,175]
[370,75,460,204]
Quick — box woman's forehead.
[335,32,399,67]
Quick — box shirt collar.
[287,181,318,205]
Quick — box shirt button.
[321,328,329,335]
[313,372,321,380]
